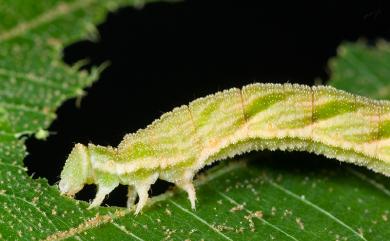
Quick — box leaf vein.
[169,200,233,241]
[0,192,59,231]
[0,0,96,42]
[111,221,145,241]
[0,68,69,91]
[265,178,368,241]
[217,191,300,241]
[1,102,55,117]
[346,167,390,197]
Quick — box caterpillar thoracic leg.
[88,183,118,209]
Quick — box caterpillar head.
[59,143,91,197]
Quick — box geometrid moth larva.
[59,83,390,214]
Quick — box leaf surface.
[328,41,390,99]
[0,1,389,240]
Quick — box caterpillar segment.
[59,83,390,214]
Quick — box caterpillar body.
[59,83,390,214]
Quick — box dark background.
[25,0,390,206]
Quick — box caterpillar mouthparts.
[59,83,390,214]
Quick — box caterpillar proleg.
[59,83,390,214]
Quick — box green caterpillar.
[59,83,390,214]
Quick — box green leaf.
[328,41,390,100]
[0,1,389,240]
